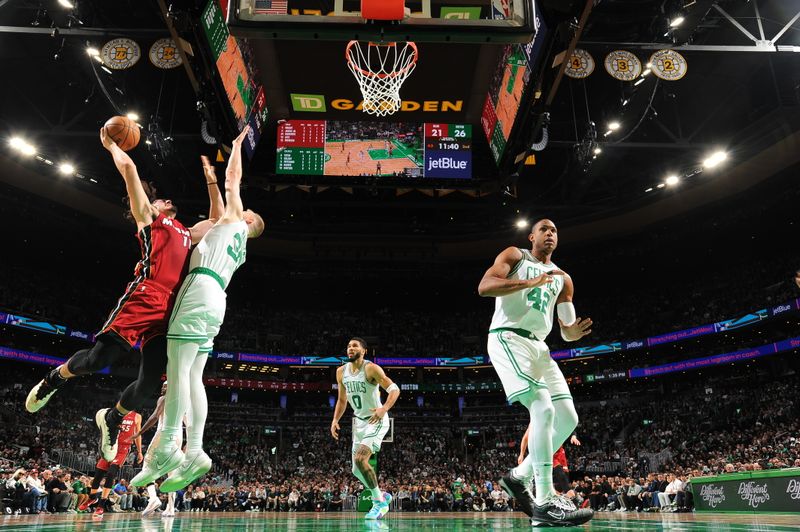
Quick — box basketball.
[104,115,140,151]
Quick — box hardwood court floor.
[2,510,799,531]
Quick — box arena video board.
[481,0,549,163]
[276,120,472,178]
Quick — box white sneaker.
[95,409,119,461]
[142,497,162,517]
[131,441,184,487]
[159,451,212,493]
[162,509,175,518]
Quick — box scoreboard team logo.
[149,38,183,69]
[101,38,141,70]
[604,50,642,81]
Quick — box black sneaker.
[530,496,594,527]
[25,379,59,413]
[96,408,120,461]
[499,472,534,517]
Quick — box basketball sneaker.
[162,509,175,518]
[131,442,185,487]
[530,495,594,527]
[78,495,98,512]
[141,497,162,517]
[95,408,119,461]
[25,379,59,413]
[92,506,104,518]
[499,471,535,517]
[158,451,212,492]
[365,492,391,520]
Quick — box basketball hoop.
[345,40,418,117]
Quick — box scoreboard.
[276,120,472,179]
[423,123,472,179]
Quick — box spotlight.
[634,78,645,86]
[608,121,621,131]
[645,187,654,192]
[622,99,629,107]
[58,0,75,7]
[665,175,679,186]
[86,47,99,56]
[593,147,602,155]
[703,151,728,168]
[9,137,36,156]
[657,183,666,189]
[669,16,685,28]
[516,219,529,229]
[126,112,140,121]
[58,162,75,175]
[603,130,612,137]
[641,69,652,77]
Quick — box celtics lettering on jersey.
[342,361,383,419]
[489,248,564,341]
[189,220,248,290]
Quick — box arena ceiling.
[0,0,799,251]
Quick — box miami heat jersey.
[134,213,191,293]
[116,411,138,448]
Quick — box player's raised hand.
[100,127,116,150]
[233,125,251,146]
[527,269,564,289]
[559,317,592,342]
[570,435,582,446]
[201,155,217,181]
[368,407,388,424]
[330,420,340,440]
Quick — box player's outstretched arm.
[201,155,225,221]
[131,396,164,441]
[367,364,400,424]
[134,413,144,464]
[100,127,157,228]
[221,126,250,224]
[478,247,563,297]
[330,367,347,440]
[556,275,593,342]
[517,427,530,465]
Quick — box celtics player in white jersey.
[131,126,264,490]
[331,338,400,520]
[479,219,594,527]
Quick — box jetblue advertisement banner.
[423,150,472,178]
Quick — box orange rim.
[345,41,418,80]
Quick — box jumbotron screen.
[276,120,472,179]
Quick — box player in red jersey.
[26,130,224,462]
[79,411,143,516]
[519,427,581,496]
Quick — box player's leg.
[80,466,107,511]
[26,336,129,412]
[163,492,175,517]
[512,387,556,503]
[131,338,196,486]
[541,358,579,452]
[96,464,121,515]
[159,348,212,492]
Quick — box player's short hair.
[122,181,158,223]
[530,218,556,234]
[350,337,368,350]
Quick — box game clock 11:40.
[423,123,472,179]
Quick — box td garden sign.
[290,94,464,113]
[692,469,800,512]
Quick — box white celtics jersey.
[189,220,248,290]
[489,248,564,341]
[342,361,383,420]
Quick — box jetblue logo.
[216,352,235,360]
[771,304,791,316]
[625,340,644,349]
[424,150,471,178]
[70,331,89,339]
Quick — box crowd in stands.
[2,361,797,515]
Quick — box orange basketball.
[104,116,140,151]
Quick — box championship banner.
[101,38,141,70]
[692,469,800,513]
[149,38,183,69]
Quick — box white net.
[345,41,418,117]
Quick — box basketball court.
[4,511,799,531]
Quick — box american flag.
[253,0,287,14]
